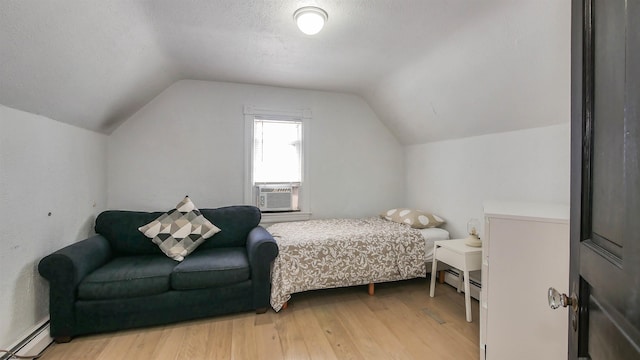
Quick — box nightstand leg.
[429,249,438,297]
[463,270,472,322]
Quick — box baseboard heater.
[443,269,482,301]
[1,319,52,360]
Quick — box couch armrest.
[246,226,279,310]
[38,234,113,338]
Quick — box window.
[253,118,302,184]
[244,106,311,221]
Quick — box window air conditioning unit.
[256,184,300,212]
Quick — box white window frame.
[244,105,311,223]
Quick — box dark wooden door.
[570,0,640,358]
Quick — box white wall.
[108,80,405,218]
[405,123,570,238]
[0,105,107,348]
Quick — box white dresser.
[480,201,569,360]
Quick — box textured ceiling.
[0,0,570,144]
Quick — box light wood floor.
[40,277,479,360]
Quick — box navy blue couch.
[38,205,278,342]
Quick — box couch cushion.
[78,255,177,300]
[96,211,166,255]
[198,206,261,249]
[95,205,261,255]
[171,248,250,290]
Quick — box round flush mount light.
[293,6,328,35]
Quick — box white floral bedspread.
[268,217,426,311]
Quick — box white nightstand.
[429,239,482,322]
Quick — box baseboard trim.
[1,318,52,360]
[443,269,482,301]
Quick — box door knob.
[548,287,579,331]
[548,287,578,311]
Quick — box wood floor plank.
[273,306,311,360]
[230,314,258,360]
[173,319,213,360]
[312,303,365,360]
[94,330,142,360]
[380,286,478,360]
[146,324,188,360]
[125,326,166,359]
[249,310,285,360]
[42,333,110,360]
[419,281,481,348]
[204,318,234,360]
[336,298,414,360]
[373,296,445,359]
[291,306,338,360]
[38,279,479,360]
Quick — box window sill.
[260,212,311,225]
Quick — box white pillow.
[381,208,445,229]
[138,196,221,261]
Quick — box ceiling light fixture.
[293,6,328,35]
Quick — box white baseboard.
[1,318,52,360]
[443,269,482,301]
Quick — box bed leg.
[282,301,288,310]
[368,283,375,296]
[438,270,445,284]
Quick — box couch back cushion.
[96,211,164,255]
[95,206,261,255]
[198,206,261,250]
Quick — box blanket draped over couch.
[38,205,278,342]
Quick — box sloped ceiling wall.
[0,0,569,144]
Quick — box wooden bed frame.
[279,271,446,310]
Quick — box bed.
[268,217,450,311]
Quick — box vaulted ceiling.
[0,0,570,144]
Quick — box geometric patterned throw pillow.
[380,208,445,229]
[138,196,221,261]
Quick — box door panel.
[588,296,640,360]
[591,0,624,254]
[570,0,640,358]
